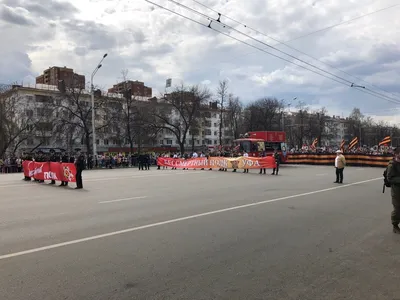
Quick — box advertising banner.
[157,156,276,169]
[22,160,77,182]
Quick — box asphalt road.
[0,165,398,300]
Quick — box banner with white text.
[157,156,276,169]
[22,160,77,182]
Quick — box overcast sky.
[1,0,400,123]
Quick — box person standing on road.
[74,151,85,189]
[386,147,400,233]
[243,151,249,173]
[334,150,346,184]
[272,149,280,175]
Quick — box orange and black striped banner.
[340,139,345,151]
[379,136,391,146]
[348,137,358,149]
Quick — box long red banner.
[22,160,77,182]
[157,156,276,169]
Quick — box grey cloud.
[74,46,88,56]
[0,51,33,83]
[0,5,35,26]
[2,0,78,19]
[62,20,118,51]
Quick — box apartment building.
[36,66,86,89]
[108,80,152,98]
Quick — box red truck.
[233,131,288,161]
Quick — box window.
[207,139,212,145]
[196,140,200,145]
[205,129,211,135]
[204,121,211,127]
[36,122,52,131]
[160,140,164,145]
[104,139,109,145]
[26,110,33,117]
[96,139,99,145]
[214,131,217,136]
[214,123,218,127]
[35,95,52,103]
[214,140,218,145]
[166,139,172,145]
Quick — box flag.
[348,137,358,149]
[166,78,172,88]
[379,136,391,146]
[311,138,318,148]
[340,139,345,152]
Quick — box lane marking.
[0,172,205,188]
[99,196,147,204]
[0,177,380,261]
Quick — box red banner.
[22,160,76,182]
[157,156,276,169]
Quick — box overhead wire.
[167,0,354,85]
[189,0,400,102]
[166,0,400,104]
[145,0,400,105]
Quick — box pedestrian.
[243,151,249,173]
[259,150,266,175]
[74,150,84,189]
[334,150,346,184]
[272,149,280,175]
[386,147,400,233]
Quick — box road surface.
[0,165,398,300]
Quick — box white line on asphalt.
[99,196,147,204]
[0,176,381,261]
[0,172,205,188]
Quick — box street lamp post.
[91,53,108,166]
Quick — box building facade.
[1,84,233,156]
[108,80,152,98]
[36,66,86,89]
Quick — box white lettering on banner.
[44,172,59,180]
[29,165,43,177]
[243,159,260,167]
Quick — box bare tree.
[293,101,309,147]
[243,97,284,131]
[216,80,229,146]
[150,84,212,154]
[53,81,114,155]
[0,86,41,157]
[226,95,243,139]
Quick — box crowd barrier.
[22,161,77,182]
[286,153,392,167]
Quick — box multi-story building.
[36,66,86,89]
[1,84,233,156]
[108,80,152,98]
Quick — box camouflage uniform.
[386,160,400,232]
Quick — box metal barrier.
[286,153,392,167]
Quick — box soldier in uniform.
[272,149,280,175]
[74,149,84,189]
[386,147,400,233]
[60,150,69,187]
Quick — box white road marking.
[99,196,147,204]
[0,177,381,261]
[0,171,205,188]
